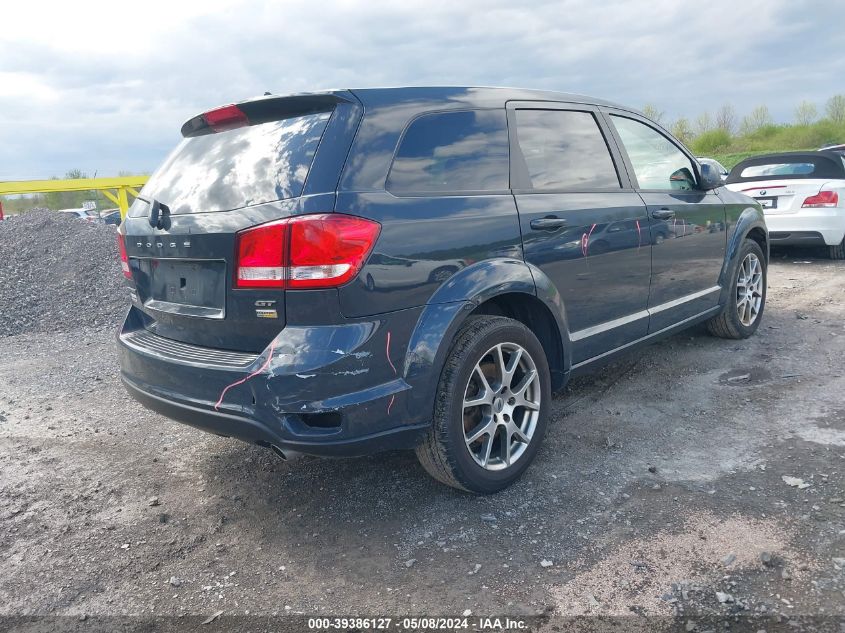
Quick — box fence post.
[118,187,130,219]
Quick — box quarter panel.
[336,191,524,317]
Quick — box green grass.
[692,118,845,169]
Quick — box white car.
[819,143,845,155]
[59,208,100,222]
[725,151,845,259]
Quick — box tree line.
[642,95,845,166]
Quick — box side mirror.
[669,167,696,191]
[698,162,723,190]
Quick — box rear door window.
[131,111,332,216]
[512,109,621,190]
[387,109,509,194]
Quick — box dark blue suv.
[117,87,768,493]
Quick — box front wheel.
[706,239,767,339]
[415,316,551,494]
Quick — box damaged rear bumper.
[117,305,430,457]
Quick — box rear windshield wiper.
[148,198,171,230]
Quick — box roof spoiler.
[180,93,349,138]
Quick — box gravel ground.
[0,210,124,336]
[0,235,843,632]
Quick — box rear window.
[387,109,509,194]
[131,111,332,216]
[727,154,845,183]
[740,163,814,178]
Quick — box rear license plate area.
[755,197,777,209]
[136,259,227,319]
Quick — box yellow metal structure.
[0,176,148,219]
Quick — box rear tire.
[829,237,845,260]
[706,239,767,339]
[415,316,551,494]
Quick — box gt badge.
[255,299,277,319]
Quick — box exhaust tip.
[270,445,287,461]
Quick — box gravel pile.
[0,209,128,336]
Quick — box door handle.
[530,216,568,231]
[652,208,675,220]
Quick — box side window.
[610,115,697,191]
[387,109,509,194]
[513,110,621,190]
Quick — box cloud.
[1,0,843,179]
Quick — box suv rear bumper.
[117,305,429,457]
[121,376,427,457]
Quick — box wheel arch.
[468,292,567,391]
[717,207,768,306]
[402,259,570,422]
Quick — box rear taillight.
[287,215,381,288]
[234,220,287,288]
[802,190,839,208]
[117,233,132,279]
[234,214,380,290]
[202,104,250,133]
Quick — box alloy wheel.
[736,252,763,326]
[462,342,540,471]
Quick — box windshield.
[130,110,332,216]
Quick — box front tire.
[706,239,767,339]
[415,316,551,494]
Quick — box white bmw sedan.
[725,151,845,259]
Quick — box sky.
[1,0,843,180]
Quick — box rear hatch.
[121,94,358,352]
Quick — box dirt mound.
[0,209,128,336]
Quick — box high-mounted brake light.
[202,104,250,132]
[801,190,839,208]
[117,233,132,279]
[234,214,380,290]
